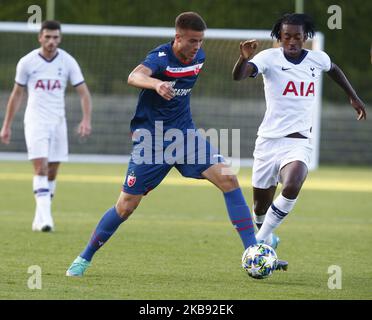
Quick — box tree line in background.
[1,0,371,103]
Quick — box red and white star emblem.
[127,173,136,187]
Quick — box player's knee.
[35,169,48,176]
[34,165,48,176]
[32,159,48,176]
[282,182,302,199]
[218,174,239,192]
[116,198,139,219]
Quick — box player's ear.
[174,32,182,43]
[175,27,185,41]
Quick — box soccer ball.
[241,243,278,279]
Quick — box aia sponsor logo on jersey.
[126,172,136,187]
[283,81,315,96]
[34,79,62,91]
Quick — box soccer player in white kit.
[232,14,366,254]
[0,20,92,232]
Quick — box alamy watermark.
[27,265,42,290]
[327,265,342,289]
[327,5,342,30]
[131,122,241,174]
[27,5,42,30]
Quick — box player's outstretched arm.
[327,63,367,120]
[128,64,175,101]
[0,84,25,144]
[75,83,92,137]
[232,40,258,81]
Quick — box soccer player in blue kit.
[66,12,286,276]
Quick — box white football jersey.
[15,48,85,123]
[249,47,331,138]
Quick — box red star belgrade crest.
[127,173,136,187]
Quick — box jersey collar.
[281,48,308,65]
[38,49,59,63]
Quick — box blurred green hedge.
[1,0,370,103]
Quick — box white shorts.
[252,136,313,189]
[24,119,68,162]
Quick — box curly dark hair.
[271,13,315,40]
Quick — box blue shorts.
[123,130,224,195]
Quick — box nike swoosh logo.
[281,67,291,71]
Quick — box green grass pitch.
[0,161,371,299]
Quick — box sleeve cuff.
[141,62,156,75]
[327,60,333,72]
[72,80,85,87]
[247,62,258,78]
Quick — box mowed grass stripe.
[0,172,371,193]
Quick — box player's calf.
[115,192,142,219]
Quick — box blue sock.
[80,207,126,261]
[224,188,257,249]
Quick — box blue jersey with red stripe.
[130,41,205,134]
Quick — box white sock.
[256,193,297,243]
[253,211,273,245]
[253,212,265,226]
[48,180,56,199]
[33,175,53,227]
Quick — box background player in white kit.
[0,20,92,232]
[232,13,366,252]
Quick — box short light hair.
[175,12,207,31]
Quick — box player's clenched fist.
[156,81,175,101]
[350,97,367,120]
[0,127,11,144]
[240,39,259,60]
